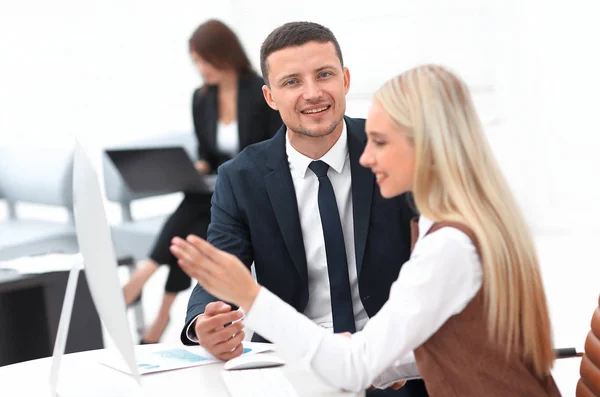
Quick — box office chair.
[576,294,600,397]
[0,146,78,261]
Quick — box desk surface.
[0,255,133,293]
[0,268,64,293]
[0,344,362,397]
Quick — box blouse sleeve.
[244,227,483,392]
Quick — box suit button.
[362,296,370,301]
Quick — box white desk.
[0,344,363,397]
[0,342,583,396]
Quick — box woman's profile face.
[190,51,225,85]
[360,100,415,198]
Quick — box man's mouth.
[301,105,331,115]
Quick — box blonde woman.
[170,65,561,396]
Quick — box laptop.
[106,146,214,195]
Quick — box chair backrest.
[576,295,600,396]
[102,132,197,222]
[0,189,7,220]
[0,145,74,219]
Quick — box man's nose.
[303,80,324,101]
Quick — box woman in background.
[171,65,560,396]
[123,19,281,344]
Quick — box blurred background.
[0,0,598,384]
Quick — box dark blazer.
[192,73,282,171]
[182,117,428,397]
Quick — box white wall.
[231,1,497,118]
[0,0,234,149]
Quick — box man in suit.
[179,21,427,397]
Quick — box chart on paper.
[99,342,274,375]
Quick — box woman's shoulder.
[192,85,211,103]
[427,222,477,245]
[415,222,480,267]
[240,72,267,90]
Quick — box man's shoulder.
[218,138,273,176]
[346,116,366,127]
[344,116,367,140]
[346,116,366,125]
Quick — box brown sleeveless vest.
[410,219,561,396]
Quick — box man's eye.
[285,79,297,86]
[319,72,331,78]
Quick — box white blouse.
[216,120,239,158]
[244,216,483,392]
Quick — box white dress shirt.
[286,121,368,332]
[216,120,239,158]
[244,216,483,392]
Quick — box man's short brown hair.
[260,21,344,86]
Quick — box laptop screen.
[106,147,210,194]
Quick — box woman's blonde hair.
[374,65,554,377]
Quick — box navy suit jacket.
[182,117,429,396]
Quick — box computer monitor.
[72,142,140,382]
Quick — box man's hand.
[194,301,245,361]
[367,380,407,391]
[388,381,407,390]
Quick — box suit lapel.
[346,117,373,277]
[205,86,218,151]
[236,77,250,149]
[263,127,309,283]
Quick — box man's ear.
[343,66,351,95]
[262,85,278,111]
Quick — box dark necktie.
[309,160,356,333]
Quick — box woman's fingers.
[170,237,219,276]
[171,235,253,306]
[170,236,209,266]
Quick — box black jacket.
[192,73,282,171]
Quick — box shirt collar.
[286,120,348,178]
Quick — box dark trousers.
[149,193,212,293]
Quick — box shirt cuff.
[185,314,203,343]
[372,352,421,389]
